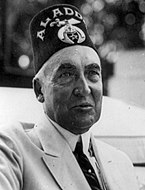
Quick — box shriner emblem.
[50,18,86,44]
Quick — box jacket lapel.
[91,134,139,190]
[42,146,91,190]
[35,115,91,190]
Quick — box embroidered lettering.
[64,7,74,15]
[36,7,84,42]
[53,8,63,18]
[75,10,83,20]
[37,29,45,41]
[40,17,51,28]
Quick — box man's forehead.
[38,45,101,76]
[51,45,101,65]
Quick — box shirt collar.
[47,115,91,153]
[81,131,91,156]
[47,116,79,152]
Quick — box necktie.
[73,140,101,190]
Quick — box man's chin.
[70,118,95,134]
[68,125,91,135]
[56,112,100,134]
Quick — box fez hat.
[30,4,97,73]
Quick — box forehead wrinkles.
[36,46,101,80]
[43,54,62,78]
[44,48,79,76]
[59,46,101,67]
[34,49,76,82]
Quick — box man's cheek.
[53,86,71,99]
[54,93,68,106]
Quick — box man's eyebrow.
[56,63,76,71]
[85,63,101,71]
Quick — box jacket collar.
[34,114,69,157]
[34,114,92,190]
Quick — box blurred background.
[0,0,145,107]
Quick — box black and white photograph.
[0,0,145,189]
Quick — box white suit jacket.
[0,115,139,190]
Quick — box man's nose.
[73,76,91,96]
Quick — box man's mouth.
[71,103,93,111]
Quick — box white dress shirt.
[47,116,103,189]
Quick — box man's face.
[41,45,102,134]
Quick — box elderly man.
[0,4,139,190]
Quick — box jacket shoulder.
[0,120,34,132]
[0,121,35,144]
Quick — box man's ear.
[33,78,44,103]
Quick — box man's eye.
[89,70,98,75]
[88,70,100,76]
[60,72,72,78]
[87,70,100,81]
[56,72,75,84]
